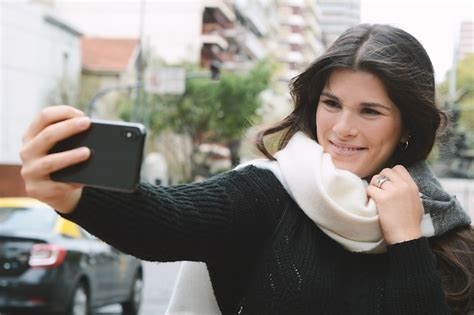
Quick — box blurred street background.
[1,0,473,314]
[94,262,181,314]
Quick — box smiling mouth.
[329,141,366,155]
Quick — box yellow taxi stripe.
[54,218,82,238]
[0,197,50,208]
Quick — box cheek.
[368,123,401,155]
[315,106,328,139]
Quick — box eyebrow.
[320,91,392,111]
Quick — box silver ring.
[376,175,390,188]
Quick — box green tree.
[438,53,474,148]
[135,59,274,179]
[212,60,274,166]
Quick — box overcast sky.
[360,0,474,83]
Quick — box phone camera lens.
[121,129,137,141]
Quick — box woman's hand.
[20,105,92,213]
[367,165,424,245]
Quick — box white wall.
[53,0,204,64]
[0,1,81,164]
[41,17,82,105]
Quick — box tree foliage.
[148,59,273,142]
[120,59,274,179]
[438,53,474,147]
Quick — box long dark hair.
[257,24,445,165]
[256,24,473,312]
[430,226,474,314]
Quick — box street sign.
[145,67,185,95]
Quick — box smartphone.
[49,119,146,192]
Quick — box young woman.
[20,24,473,314]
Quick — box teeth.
[333,143,361,151]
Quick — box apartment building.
[318,0,360,46]
[200,1,236,72]
[275,0,325,88]
[458,20,474,59]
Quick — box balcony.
[287,14,305,27]
[285,33,305,45]
[286,51,304,63]
[242,30,266,59]
[201,34,228,50]
[204,0,235,22]
[202,23,222,34]
[235,1,269,36]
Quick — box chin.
[349,170,365,178]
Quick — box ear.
[400,130,410,143]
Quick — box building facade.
[79,37,139,119]
[200,0,236,72]
[1,1,81,196]
[276,0,325,85]
[458,20,474,60]
[1,1,82,165]
[235,0,280,61]
[318,0,360,46]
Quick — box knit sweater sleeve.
[60,166,287,262]
[385,237,449,315]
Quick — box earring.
[402,139,409,150]
[400,134,410,150]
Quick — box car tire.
[68,283,90,315]
[121,272,143,315]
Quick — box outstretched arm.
[62,166,287,263]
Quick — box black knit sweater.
[63,166,449,314]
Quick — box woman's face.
[316,69,404,178]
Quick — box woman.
[20,24,473,314]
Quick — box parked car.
[0,197,143,315]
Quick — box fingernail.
[74,109,84,115]
[78,147,90,156]
[76,117,90,128]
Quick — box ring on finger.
[376,175,390,188]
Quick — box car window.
[0,207,57,233]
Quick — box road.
[95,261,182,315]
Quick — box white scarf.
[166,132,470,315]
[236,131,435,253]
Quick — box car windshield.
[0,207,57,233]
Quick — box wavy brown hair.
[430,226,474,314]
[256,24,473,312]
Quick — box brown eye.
[323,100,340,108]
[361,108,380,115]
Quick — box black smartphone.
[49,119,146,192]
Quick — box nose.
[332,111,358,137]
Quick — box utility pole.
[448,44,458,107]
[133,0,146,122]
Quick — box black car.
[0,197,143,315]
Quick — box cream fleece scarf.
[238,131,434,253]
[165,131,471,315]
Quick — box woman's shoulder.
[211,164,285,189]
[200,165,290,213]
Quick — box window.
[0,207,56,233]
